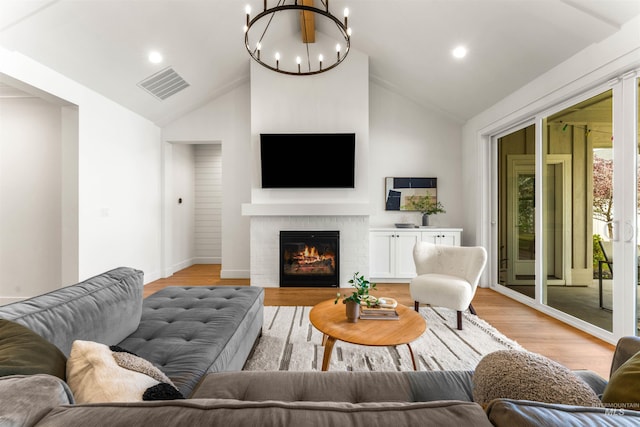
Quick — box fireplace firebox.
[279,231,339,287]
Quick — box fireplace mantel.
[241,203,371,217]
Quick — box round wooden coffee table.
[309,299,427,371]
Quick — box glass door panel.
[543,90,613,332]
[497,125,536,298]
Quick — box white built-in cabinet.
[369,228,462,282]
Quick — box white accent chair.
[410,241,488,330]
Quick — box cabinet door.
[395,232,420,277]
[421,231,460,246]
[437,233,458,246]
[421,232,439,245]
[369,232,395,278]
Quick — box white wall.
[462,15,640,286]
[171,144,195,271]
[0,48,163,290]
[369,82,463,230]
[249,49,370,204]
[162,83,251,279]
[77,98,162,282]
[60,105,79,287]
[0,97,62,301]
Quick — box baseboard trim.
[221,269,250,279]
[143,270,162,284]
[172,259,194,273]
[193,257,220,264]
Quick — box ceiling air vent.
[138,67,189,100]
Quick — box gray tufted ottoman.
[116,286,264,397]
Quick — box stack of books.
[359,306,399,320]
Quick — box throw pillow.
[143,382,185,400]
[66,340,183,403]
[109,345,183,400]
[602,350,640,410]
[472,350,603,408]
[0,319,66,380]
[110,347,174,385]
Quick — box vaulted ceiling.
[1,0,639,126]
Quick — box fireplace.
[279,231,339,287]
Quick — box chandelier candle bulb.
[275,52,280,69]
[256,42,261,60]
[245,5,251,26]
[344,8,349,27]
[296,56,301,73]
[336,43,341,60]
[319,54,323,70]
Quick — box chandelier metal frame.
[244,1,351,76]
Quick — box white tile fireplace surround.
[244,205,370,287]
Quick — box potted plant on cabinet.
[334,272,377,323]
[403,195,446,226]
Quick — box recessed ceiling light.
[148,51,163,64]
[452,46,467,59]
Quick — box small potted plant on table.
[334,272,377,323]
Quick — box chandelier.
[244,1,352,76]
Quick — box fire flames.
[291,245,335,268]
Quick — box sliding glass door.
[494,73,639,342]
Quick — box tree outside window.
[593,153,640,239]
[593,154,613,239]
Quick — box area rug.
[243,306,525,372]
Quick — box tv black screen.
[260,133,356,188]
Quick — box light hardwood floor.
[144,264,615,379]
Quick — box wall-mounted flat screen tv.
[260,133,356,188]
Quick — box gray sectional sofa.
[1,267,640,426]
[0,267,264,397]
